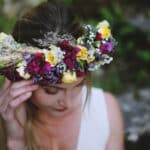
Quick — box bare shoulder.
[103,92,124,133]
[104,92,122,116]
[103,92,124,150]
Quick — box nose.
[58,89,72,108]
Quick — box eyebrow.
[44,79,85,90]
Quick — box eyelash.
[43,87,59,95]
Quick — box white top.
[77,86,110,150]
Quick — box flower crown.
[0,20,117,85]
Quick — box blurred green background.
[0,0,150,150]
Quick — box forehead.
[48,77,85,89]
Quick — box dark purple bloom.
[40,62,51,75]
[0,65,23,81]
[59,40,79,70]
[34,52,44,60]
[95,32,102,41]
[64,58,75,70]
[44,71,59,84]
[59,40,73,51]
[99,43,114,54]
[26,60,41,75]
[32,75,43,84]
[26,52,45,75]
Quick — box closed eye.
[43,86,60,95]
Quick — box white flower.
[0,32,8,42]
[16,61,30,79]
[44,45,65,66]
[103,55,113,64]
[96,20,110,29]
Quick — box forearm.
[7,137,26,150]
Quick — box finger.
[15,103,27,128]
[10,92,32,107]
[11,79,33,89]
[9,84,39,98]
[0,88,10,111]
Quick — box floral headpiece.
[0,20,117,85]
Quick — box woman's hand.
[0,78,39,140]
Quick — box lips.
[54,107,67,111]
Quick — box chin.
[43,107,70,117]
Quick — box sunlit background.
[0,0,150,149]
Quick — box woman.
[0,1,124,150]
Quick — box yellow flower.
[77,45,88,60]
[96,20,111,39]
[87,55,95,63]
[46,51,55,66]
[62,70,77,83]
[0,32,8,42]
[101,27,111,39]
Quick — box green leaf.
[137,50,150,62]
[112,3,123,17]
[78,60,85,69]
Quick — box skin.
[0,77,124,150]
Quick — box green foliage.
[0,75,4,87]
[0,0,3,5]
[137,50,150,63]
[62,0,73,6]
[0,16,17,33]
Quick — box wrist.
[7,137,26,150]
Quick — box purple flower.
[34,52,44,60]
[26,52,45,75]
[26,60,41,75]
[64,58,75,70]
[23,53,33,63]
[74,47,81,53]
[32,75,43,84]
[44,72,59,84]
[40,62,51,75]
[0,65,23,81]
[99,43,114,54]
